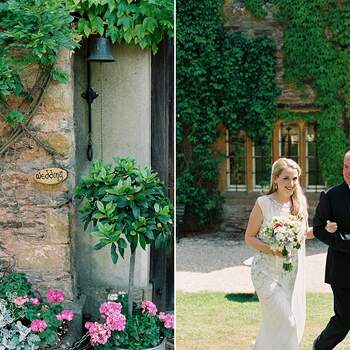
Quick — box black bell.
[88,37,115,62]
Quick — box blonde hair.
[344,150,350,161]
[267,158,307,219]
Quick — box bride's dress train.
[251,195,306,350]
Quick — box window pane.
[280,123,299,163]
[227,132,246,189]
[253,143,271,188]
[306,124,324,188]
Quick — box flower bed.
[84,292,174,349]
[0,272,75,349]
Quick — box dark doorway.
[150,39,174,311]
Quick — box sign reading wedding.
[34,168,68,185]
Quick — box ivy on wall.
[177,0,278,228]
[0,0,78,125]
[67,0,173,54]
[245,0,350,185]
[0,0,174,155]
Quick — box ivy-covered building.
[177,0,350,234]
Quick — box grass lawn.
[176,292,350,350]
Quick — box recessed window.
[279,122,299,163]
[305,123,325,190]
[253,141,271,190]
[226,130,246,191]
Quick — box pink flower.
[85,321,94,329]
[105,313,126,331]
[141,300,157,315]
[14,296,29,306]
[86,322,111,346]
[99,301,122,317]
[158,312,174,329]
[274,223,283,229]
[30,320,47,333]
[47,289,65,303]
[30,297,40,306]
[56,309,74,321]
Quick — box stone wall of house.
[223,0,317,109]
[219,1,321,236]
[0,50,75,298]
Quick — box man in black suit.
[313,150,350,350]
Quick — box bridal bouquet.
[259,215,303,272]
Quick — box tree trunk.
[128,250,136,317]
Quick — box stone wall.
[223,0,318,108]
[222,191,320,238]
[0,50,75,298]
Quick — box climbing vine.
[67,0,173,54]
[0,0,79,156]
[0,0,174,156]
[245,0,350,185]
[177,0,278,228]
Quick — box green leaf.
[134,24,145,39]
[124,29,133,43]
[51,68,69,83]
[155,234,163,249]
[107,0,116,12]
[5,110,27,128]
[139,234,146,250]
[130,236,138,253]
[111,243,118,264]
[96,201,105,212]
[91,16,105,36]
[154,203,160,213]
[145,231,154,240]
[131,203,140,218]
[117,16,131,30]
[143,17,157,34]
[94,239,110,250]
[118,238,128,249]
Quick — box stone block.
[47,209,70,244]
[13,243,70,272]
[43,84,73,114]
[31,112,72,132]
[26,271,74,300]
[39,133,71,157]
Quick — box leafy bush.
[75,157,173,315]
[75,157,173,262]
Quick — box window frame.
[225,120,325,192]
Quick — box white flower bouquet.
[259,215,303,272]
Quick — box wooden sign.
[34,168,68,185]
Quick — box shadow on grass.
[225,293,258,303]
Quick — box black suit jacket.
[313,182,350,287]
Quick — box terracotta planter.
[114,338,166,350]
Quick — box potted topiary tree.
[75,157,173,349]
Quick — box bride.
[245,158,332,349]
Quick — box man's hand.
[325,220,338,234]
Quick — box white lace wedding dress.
[251,195,306,350]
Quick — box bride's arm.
[245,200,280,256]
[305,226,314,239]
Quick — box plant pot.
[114,338,166,350]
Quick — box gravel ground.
[176,234,331,293]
